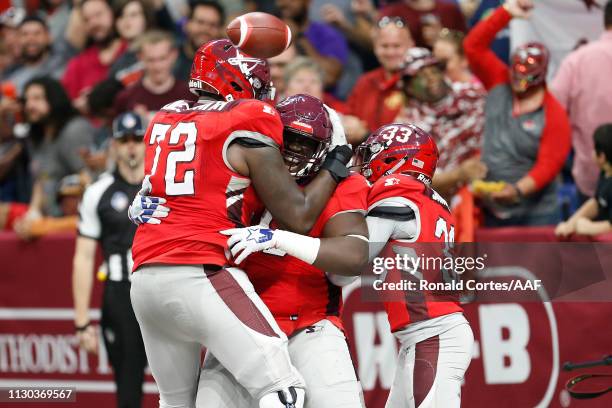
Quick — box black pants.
[101,281,148,408]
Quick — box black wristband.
[75,322,91,332]
[321,145,352,183]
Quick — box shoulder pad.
[367,205,415,222]
[228,99,278,116]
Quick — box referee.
[72,112,147,408]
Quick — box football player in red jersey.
[134,93,369,407]
[227,123,474,407]
[128,40,353,408]
[194,94,370,408]
[358,123,473,408]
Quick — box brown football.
[226,12,292,59]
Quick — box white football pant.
[130,265,305,408]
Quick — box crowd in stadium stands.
[0,0,611,240]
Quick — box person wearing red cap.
[464,0,571,226]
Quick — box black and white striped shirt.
[78,170,141,281]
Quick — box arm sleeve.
[366,197,420,261]
[366,216,396,262]
[77,186,102,240]
[463,6,512,91]
[526,95,572,189]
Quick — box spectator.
[283,56,347,114]
[433,28,480,86]
[175,0,225,81]
[556,124,612,237]
[464,0,571,226]
[4,15,71,95]
[12,173,84,240]
[62,0,127,112]
[276,0,349,87]
[269,44,297,101]
[108,0,153,77]
[110,0,177,78]
[379,0,467,48]
[114,30,193,120]
[115,0,153,41]
[345,16,414,142]
[19,77,93,222]
[395,47,486,198]
[550,0,612,200]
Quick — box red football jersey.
[368,174,462,332]
[132,98,283,270]
[244,174,369,336]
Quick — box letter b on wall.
[479,304,530,384]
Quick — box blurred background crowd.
[1,0,611,241]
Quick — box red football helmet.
[189,39,275,101]
[357,123,439,184]
[510,42,549,93]
[276,94,332,179]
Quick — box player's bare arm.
[314,211,369,274]
[223,210,369,273]
[228,139,352,235]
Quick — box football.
[226,12,292,59]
